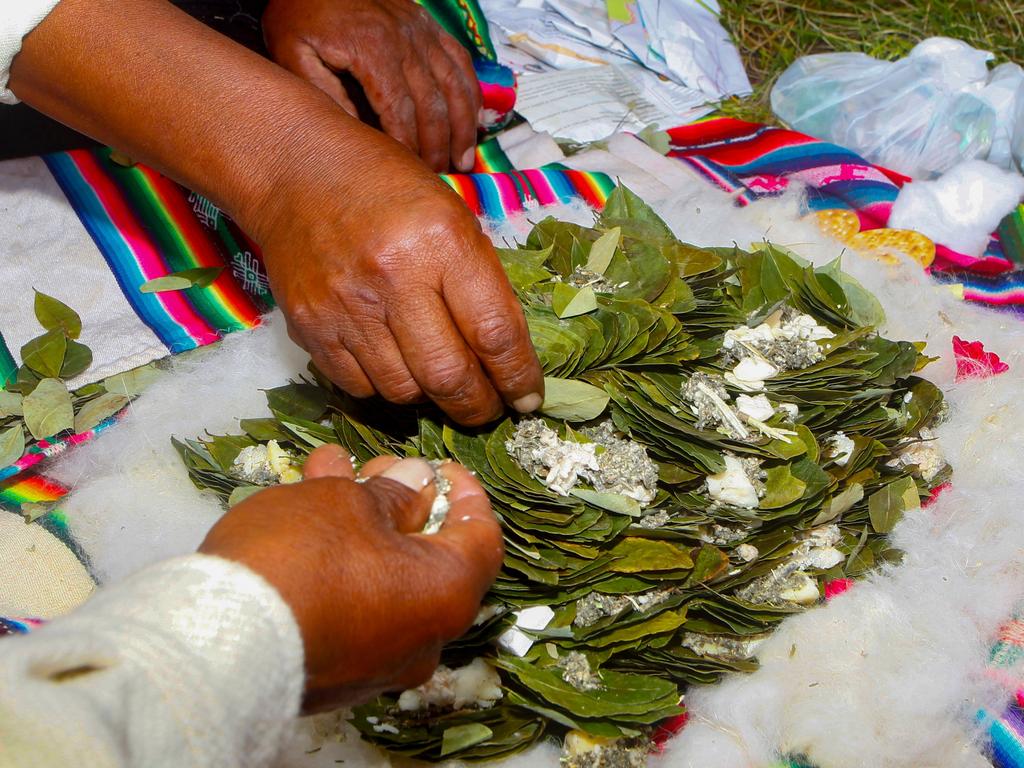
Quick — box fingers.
[442,235,545,415]
[273,41,359,116]
[434,33,482,171]
[388,287,504,425]
[363,457,437,533]
[430,461,504,583]
[409,461,503,636]
[306,341,376,399]
[303,444,355,480]
[344,50,420,156]
[341,323,426,405]
[399,55,451,172]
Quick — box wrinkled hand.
[263,0,482,172]
[257,143,544,426]
[199,445,504,711]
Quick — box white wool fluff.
[888,159,1024,257]
[49,174,1024,768]
[50,314,309,584]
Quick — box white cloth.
[0,0,62,104]
[0,157,171,387]
[0,554,305,768]
[0,510,95,618]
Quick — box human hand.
[255,144,544,427]
[199,444,504,711]
[263,0,482,172]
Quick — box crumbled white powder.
[737,526,842,606]
[506,419,658,503]
[680,631,768,660]
[893,428,946,482]
[231,439,301,485]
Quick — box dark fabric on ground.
[0,0,269,160]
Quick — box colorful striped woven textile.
[665,117,1024,315]
[43,148,270,354]
[443,162,615,220]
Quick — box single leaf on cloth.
[0,390,23,418]
[585,228,621,275]
[20,502,54,523]
[552,284,598,319]
[74,392,129,433]
[60,340,93,380]
[540,377,609,420]
[22,377,74,440]
[103,364,163,397]
[953,336,1009,381]
[0,424,25,467]
[20,329,67,379]
[34,290,82,339]
[441,724,494,756]
[139,266,223,293]
[868,476,920,533]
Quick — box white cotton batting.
[49,314,310,584]
[888,160,1024,258]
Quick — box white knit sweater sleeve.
[0,0,62,104]
[0,554,305,768]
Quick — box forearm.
[7,0,377,241]
[0,555,304,768]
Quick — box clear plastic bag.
[1014,85,1024,172]
[770,38,1019,179]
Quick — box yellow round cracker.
[850,228,936,268]
[814,209,860,243]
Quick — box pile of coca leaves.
[176,188,948,766]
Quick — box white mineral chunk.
[895,429,945,481]
[777,402,800,421]
[232,440,300,484]
[736,543,759,562]
[828,431,856,466]
[779,572,821,604]
[736,394,776,422]
[514,605,555,631]
[725,357,780,392]
[397,658,503,712]
[778,312,835,342]
[266,440,301,484]
[723,323,775,350]
[497,627,535,657]
[706,454,760,509]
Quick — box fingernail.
[380,458,435,491]
[512,393,543,413]
[459,148,476,172]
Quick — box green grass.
[716,0,1024,122]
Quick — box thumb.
[276,40,359,116]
